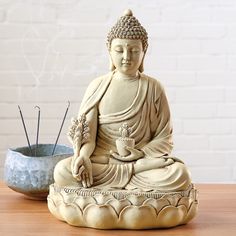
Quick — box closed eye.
[131,48,140,53]
[114,46,123,53]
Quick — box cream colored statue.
[48,9,198,229]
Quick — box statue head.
[107,9,148,73]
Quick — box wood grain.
[1,183,236,236]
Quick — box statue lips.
[122,62,132,67]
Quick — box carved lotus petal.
[74,196,96,210]
[178,196,193,209]
[164,194,182,206]
[157,205,187,228]
[106,198,131,215]
[94,193,114,204]
[120,205,157,229]
[126,195,147,205]
[83,204,118,229]
[59,203,84,226]
[63,192,77,204]
[143,198,170,213]
[182,201,198,224]
[47,197,64,221]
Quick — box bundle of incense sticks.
[18,101,70,156]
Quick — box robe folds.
[55,72,191,192]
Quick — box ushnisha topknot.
[107,9,148,52]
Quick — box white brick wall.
[0,0,236,183]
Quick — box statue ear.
[109,54,116,71]
[139,60,144,73]
[139,52,146,73]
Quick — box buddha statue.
[48,9,198,229]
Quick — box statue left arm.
[140,89,174,158]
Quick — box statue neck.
[113,71,139,81]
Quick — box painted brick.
[7,4,56,23]
[228,56,236,71]
[0,167,3,180]
[228,24,236,39]
[173,135,209,151]
[0,87,20,102]
[19,86,86,103]
[183,119,232,135]
[0,56,29,71]
[233,166,236,181]
[210,135,236,150]
[163,88,176,103]
[0,24,28,39]
[196,72,236,87]
[175,88,224,103]
[145,55,177,71]
[0,39,49,54]
[172,119,183,134]
[180,24,226,39]
[57,7,109,24]
[0,151,6,168]
[226,89,236,102]
[57,24,108,39]
[177,55,227,71]
[231,120,236,134]
[0,9,5,22]
[51,39,105,55]
[162,7,211,23]
[148,24,178,39]
[0,135,70,153]
[173,151,233,168]
[155,71,196,87]
[189,167,233,183]
[212,7,236,22]
[201,39,228,54]
[217,104,236,118]
[11,54,79,73]
[152,39,201,55]
[0,118,71,135]
[0,102,80,119]
[171,104,217,118]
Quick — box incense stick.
[18,105,33,156]
[35,106,40,157]
[52,101,70,155]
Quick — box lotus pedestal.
[47,184,198,229]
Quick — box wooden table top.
[0,182,236,236]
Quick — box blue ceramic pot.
[4,144,73,200]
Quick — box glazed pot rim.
[7,143,73,159]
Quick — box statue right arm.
[71,106,98,187]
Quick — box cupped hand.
[71,155,93,188]
[136,157,174,168]
[110,146,144,162]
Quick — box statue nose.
[123,50,131,60]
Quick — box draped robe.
[54,72,191,192]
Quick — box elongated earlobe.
[139,60,144,73]
[139,53,146,73]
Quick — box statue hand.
[110,146,144,162]
[71,155,93,188]
[134,157,175,174]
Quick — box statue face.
[110,38,144,76]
